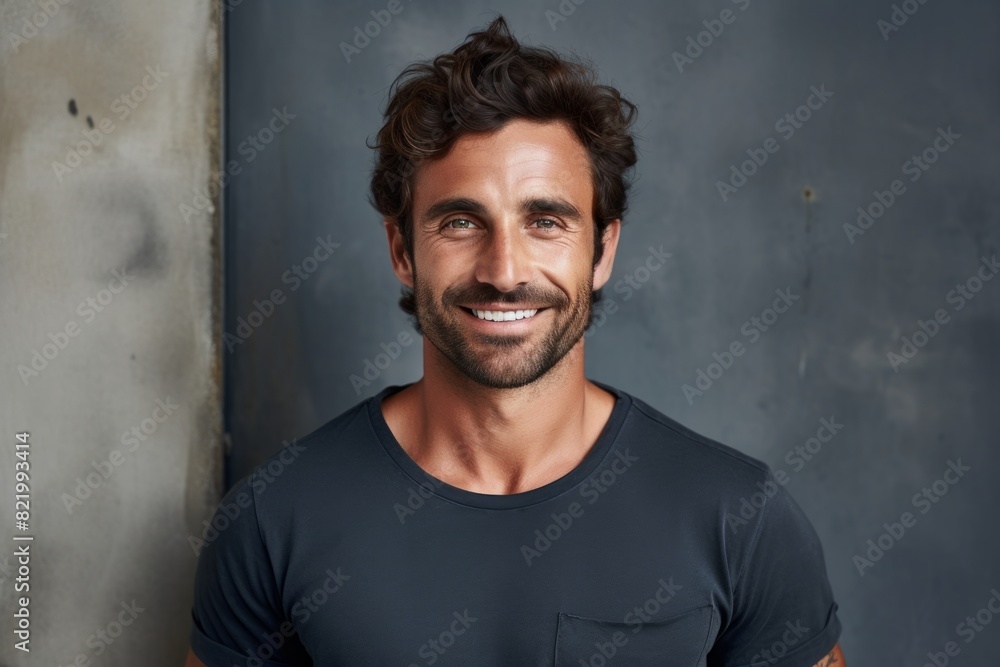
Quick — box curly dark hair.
[368,14,639,330]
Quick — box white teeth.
[470,308,539,322]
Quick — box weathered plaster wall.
[0,0,222,664]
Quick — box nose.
[474,222,533,293]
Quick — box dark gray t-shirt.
[189,380,841,666]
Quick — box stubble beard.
[412,265,593,390]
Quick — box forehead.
[412,118,593,216]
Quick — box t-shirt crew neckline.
[368,379,632,510]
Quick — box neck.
[388,336,613,495]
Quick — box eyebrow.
[420,196,585,224]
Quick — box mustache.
[444,285,567,308]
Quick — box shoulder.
[218,394,379,532]
[619,388,774,487]
[608,387,829,588]
[249,394,374,484]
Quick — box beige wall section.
[0,0,222,664]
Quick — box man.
[187,15,845,666]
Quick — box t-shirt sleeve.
[188,470,312,666]
[709,468,842,666]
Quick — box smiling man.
[186,15,844,667]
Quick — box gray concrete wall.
[0,0,222,664]
[223,1,1000,665]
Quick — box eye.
[444,218,477,230]
[533,218,559,230]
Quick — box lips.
[460,304,548,311]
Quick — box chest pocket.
[554,605,713,667]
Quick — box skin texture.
[380,117,621,496]
[184,117,846,665]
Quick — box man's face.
[390,118,619,389]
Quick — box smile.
[461,307,545,322]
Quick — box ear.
[384,218,414,288]
[591,219,621,291]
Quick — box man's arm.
[812,642,846,666]
[184,648,206,667]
